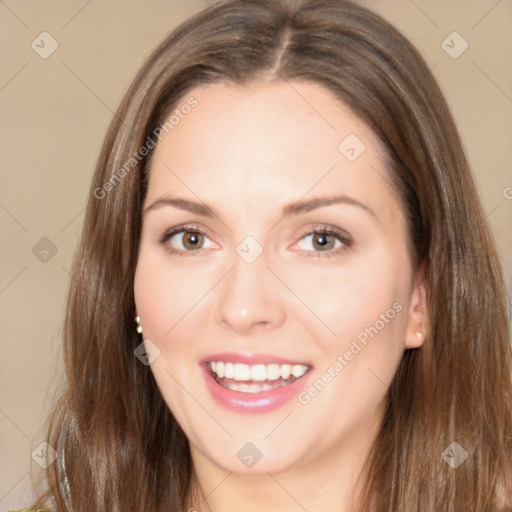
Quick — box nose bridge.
[213,244,286,333]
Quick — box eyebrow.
[144,194,377,220]
[282,195,376,219]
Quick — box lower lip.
[202,365,312,414]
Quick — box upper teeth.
[209,362,309,381]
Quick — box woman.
[22,0,512,510]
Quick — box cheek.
[133,254,204,417]
[293,266,409,420]
[283,252,409,345]
[133,248,217,339]
[133,258,173,338]
[282,251,411,402]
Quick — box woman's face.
[134,80,426,476]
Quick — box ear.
[404,268,428,349]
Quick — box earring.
[134,313,142,334]
[416,332,424,341]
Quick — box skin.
[133,79,427,512]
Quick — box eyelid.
[160,222,209,240]
[289,224,353,257]
[160,222,219,255]
[160,222,353,258]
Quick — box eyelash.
[159,223,213,258]
[159,223,353,259]
[294,225,353,258]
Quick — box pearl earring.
[416,332,424,341]
[135,314,142,334]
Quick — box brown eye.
[296,229,348,254]
[181,231,204,250]
[311,233,336,251]
[160,226,217,254]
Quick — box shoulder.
[5,509,52,512]
[5,509,54,512]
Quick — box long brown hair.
[31,0,512,510]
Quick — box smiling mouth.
[207,361,311,393]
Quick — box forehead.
[151,79,382,164]
[145,80,400,224]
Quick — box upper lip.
[199,352,313,367]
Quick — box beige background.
[1,0,511,508]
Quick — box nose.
[213,251,287,335]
